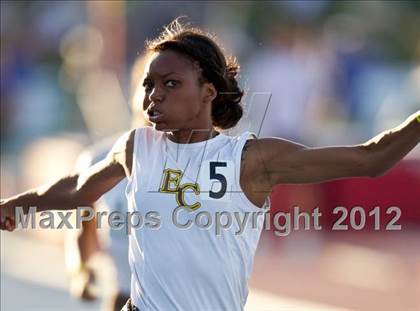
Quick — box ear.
[202,83,217,104]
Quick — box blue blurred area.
[2,1,419,154]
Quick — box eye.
[165,80,178,88]
[143,80,153,92]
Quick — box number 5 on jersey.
[199,160,234,202]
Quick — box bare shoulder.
[241,137,305,168]
[107,129,137,177]
[247,137,306,156]
[239,137,272,207]
[239,137,308,206]
[240,138,273,186]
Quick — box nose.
[149,86,164,103]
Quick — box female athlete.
[1,19,419,311]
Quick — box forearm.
[3,174,91,214]
[78,217,101,262]
[65,218,100,274]
[65,222,99,301]
[362,111,420,176]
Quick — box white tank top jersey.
[125,126,270,311]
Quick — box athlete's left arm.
[246,111,420,187]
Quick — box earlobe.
[204,83,217,104]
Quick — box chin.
[153,122,172,132]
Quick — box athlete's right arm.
[0,129,136,231]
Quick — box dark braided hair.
[146,18,244,130]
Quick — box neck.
[166,127,219,144]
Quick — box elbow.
[73,191,95,208]
[70,181,95,208]
[72,176,97,207]
[66,185,95,208]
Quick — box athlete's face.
[141,50,216,132]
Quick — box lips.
[147,108,164,123]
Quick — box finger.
[5,219,11,231]
[7,217,16,227]
[4,218,16,231]
[0,222,11,231]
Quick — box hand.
[70,264,97,301]
[0,200,16,231]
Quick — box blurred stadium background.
[1,1,419,310]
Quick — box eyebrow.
[145,72,178,79]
